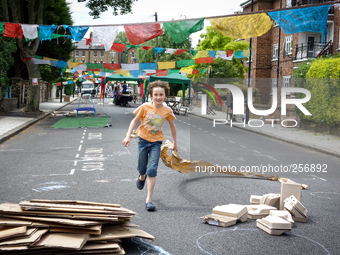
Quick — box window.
[75,51,79,57]
[94,51,97,57]
[131,51,135,58]
[273,20,278,27]
[286,0,292,8]
[284,36,293,55]
[100,51,104,58]
[82,51,85,57]
[273,44,278,60]
[283,76,291,88]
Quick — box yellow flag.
[195,51,209,58]
[157,62,176,70]
[116,69,130,76]
[209,13,273,39]
[179,68,193,75]
[43,57,58,61]
[67,62,83,69]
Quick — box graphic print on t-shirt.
[145,112,164,134]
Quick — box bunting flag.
[67,62,83,69]
[92,26,119,51]
[176,59,195,67]
[129,70,143,77]
[111,43,126,52]
[195,57,214,64]
[142,46,153,50]
[195,50,209,58]
[154,47,165,55]
[39,25,57,42]
[209,13,273,39]
[85,37,92,46]
[23,56,32,62]
[121,63,139,70]
[168,69,180,74]
[156,70,168,76]
[21,24,38,39]
[174,49,186,55]
[32,58,50,65]
[192,70,200,75]
[163,18,204,44]
[189,50,198,57]
[124,23,163,45]
[0,23,4,35]
[86,63,103,71]
[165,48,177,54]
[234,50,245,59]
[227,50,234,57]
[139,63,158,70]
[179,68,193,75]
[268,5,331,40]
[157,61,176,69]
[103,63,121,71]
[116,69,130,76]
[208,51,217,58]
[57,60,68,68]
[64,25,89,41]
[3,23,23,39]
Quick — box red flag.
[192,69,199,75]
[140,83,144,99]
[195,57,214,64]
[142,46,154,51]
[103,63,121,70]
[3,23,23,39]
[226,50,234,57]
[85,37,93,46]
[146,71,156,76]
[124,23,163,45]
[23,56,32,62]
[156,70,168,76]
[174,49,186,55]
[57,82,62,86]
[111,43,126,52]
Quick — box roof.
[149,73,191,85]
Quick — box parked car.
[81,81,96,97]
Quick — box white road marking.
[311,175,327,181]
[78,145,82,151]
[88,133,102,140]
[229,140,235,144]
[74,161,77,166]
[240,145,247,148]
[253,150,261,154]
[219,137,225,139]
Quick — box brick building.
[240,0,337,118]
[72,39,137,64]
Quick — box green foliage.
[84,0,136,18]
[197,26,234,50]
[37,0,75,83]
[0,37,17,96]
[114,32,130,44]
[293,57,340,126]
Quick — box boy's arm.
[122,116,140,147]
[168,120,178,151]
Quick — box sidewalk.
[1,98,339,158]
[189,107,340,158]
[0,97,79,144]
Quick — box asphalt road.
[0,99,339,254]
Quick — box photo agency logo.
[196,83,312,128]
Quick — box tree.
[0,37,17,109]
[1,0,135,113]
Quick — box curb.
[189,112,340,159]
[0,98,78,145]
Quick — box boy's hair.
[149,80,170,97]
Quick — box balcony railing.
[297,0,335,13]
[294,41,332,60]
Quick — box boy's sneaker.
[136,175,146,190]
[145,202,156,211]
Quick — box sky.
[66,0,246,47]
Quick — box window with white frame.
[94,51,97,58]
[283,76,291,88]
[75,51,79,57]
[273,20,278,27]
[284,36,293,55]
[100,51,104,58]
[82,51,85,57]
[273,44,278,60]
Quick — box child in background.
[122,81,177,211]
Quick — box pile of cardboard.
[0,200,154,254]
[202,182,308,236]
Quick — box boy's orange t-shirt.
[134,102,176,142]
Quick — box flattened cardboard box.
[212,204,247,220]
[89,225,155,241]
[33,233,90,250]
[0,226,27,241]
[256,216,291,235]
[0,229,48,247]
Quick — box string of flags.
[0,4,331,48]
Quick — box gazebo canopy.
[103,73,144,84]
